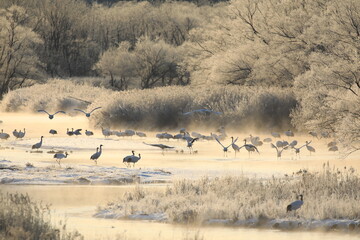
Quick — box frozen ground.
[95,208,360,232]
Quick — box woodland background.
[0,0,359,152]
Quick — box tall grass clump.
[99,165,360,224]
[0,79,113,113]
[0,192,82,240]
[90,85,296,131]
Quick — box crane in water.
[284,130,294,137]
[231,137,241,157]
[215,137,233,157]
[90,145,103,165]
[123,151,141,167]
[271,143,287,159]
[32,136,44,149]
[143,142,174,155]
[187,138,199,154]
[49,129,57,135]
[242,140,260,158]
[54,152,68,166]
[0,130,10,140]
[305,141,315,155]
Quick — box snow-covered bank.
[0,159,237,185]
[93,169,360,233]
[207,218,360,232]
[94,209,360,232]
[0,159,173,185]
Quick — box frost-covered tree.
[95,41,136,90]
[292,0,360,154]
[134,38,181,89]
[0,5,43,98]
[95,38,189,89]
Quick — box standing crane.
[54,152,68,166]
[123,151,141,167]
[32,136,44,149]
[242,140,260,158]
[286,194,304,214]
[231,137,241,157]
[90,145,103,165]
[305,141,315,155]
[187,138,199,154]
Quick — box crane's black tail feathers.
[286,205,292,212]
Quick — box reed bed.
[98,164,360,224]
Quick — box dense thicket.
[0,0,359,151]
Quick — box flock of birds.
[19,127,337,168]
[1,107,340,215]
[0,106,340,169]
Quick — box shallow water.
[1,185,359,240]
[0,112,359,179]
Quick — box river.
[0,184,358,240]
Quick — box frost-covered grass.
[96,164,360,228]
[0,79,112,113]
[89,85,296,130]
[0,192,82,240]
[0,80,296,131]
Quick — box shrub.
[0,192,82,240]
[90,85,296,131]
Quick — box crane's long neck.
[99,146,102,154]
[40,137,43,144]
[138,154,141,159]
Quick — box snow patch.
[0,160,174,185]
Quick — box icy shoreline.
[0,159,173,185]
[94,209,360,232]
